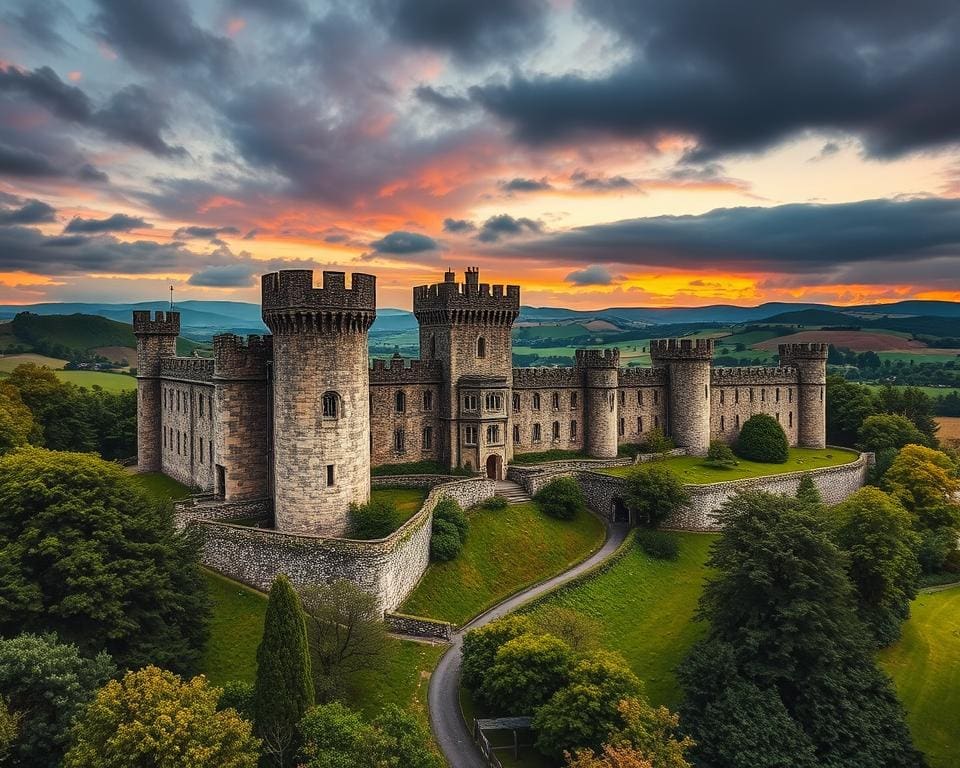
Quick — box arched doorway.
[610,497,630,524]
[486,454,502,480]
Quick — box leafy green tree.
[638,428,675,455]
[349,498,401,539]
[298,702,377,768]
[704,440,738,468]
[679,491,921,767]
[534,476,587,520]
[371,704,443,768]
[875,386,939,444]
[610,697,693,768]
[533,650,642,758]
[482,633,574,715]
[6,364,95,451]
[64,666,259,768]
[0,448,209,672]
[795,474,822,508]
[0,633,114,768]
[917,527,956,574]
[857,413,927,454]
[828,488,921,646]
[0,697,20,761]
[254,575,315,768]
[0,383,36,453]
[535,606,600,653]
[735,413,789,463]
[882,444,960,528]
[826,376,877,447]
[461,614,532,702]
[623,464,690,528]
[219,680,254,721]
[298,580,387,702]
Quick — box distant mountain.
[760,309,862,326]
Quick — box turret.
[778,343,828,448]
[576,348,620,459]
[262,270,375,536]
[650,338,714,455]
[133,310,179,472]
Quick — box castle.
[135,268,827,537]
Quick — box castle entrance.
[486,454,502,480]
[611,497,630,524]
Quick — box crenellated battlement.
[575,348,620,368]
[711,366,797,384]
[214,333,273,379]
[413,268,519,326]
[513,366,581,388]
[619,366,669,385]
[650,338,715,361]
[133,310,180,336]
[778,342,829,360]
[370,355,443,383]
[160,356,214,382]
[262,270,376,334]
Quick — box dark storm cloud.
[565,265,619,286]
[369,231,439,254]
[472,0,960,159]
[570,170,635,191]
[174,225,241,239]
[414,85,472,112]
[64,214,151,233]
[0,199,57,226]
[226,0,305,18]
[443,218,476,233]
[380,0,548,64]
[77,164,109,182]
[0,66,91,122]
[3,0,71,52]
[477,214,541,243]
[501,177,552,192]
[188,263,257,287]
[0,143,61,177]
[507,198,960,276]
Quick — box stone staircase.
[494,480,532,505]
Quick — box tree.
[828,488,921,646]
[826,376,876,447]
[0,383,36,453]
[461,614,532,702]
[349,498,401,539]
[430,497,468,561]
[298,580,387,702]
[297,702,377,768]
[0,698,20,761]
[535,606,600,653]
[704,440,737,468]
[535,476,587,520]
[882,444,960,528]
[0,448,210,672]
[371,704,443,768]
[63,666,259,768]
[735,413,789,463]
[219,680,254,721]
[482,633,574,715]
[679,491,921,767]
[795,474,822,507]
[638,428,675,455]
[534,650,642,758]
[857,414,927,454]
[611,697,693,768]
[875,386,939,443]
[623,464,690,528]
[254,575,315,768]
[566,745,654,768]
[0,633,114,768]
[6,364,95,451]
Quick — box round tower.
[133,310,179,473]
[650,338,714,455]
[262,270,376,536]
[577,348,620,459]
[778,343,828,448]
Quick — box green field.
[55,369,137,391]
[369,486,427,526]
[133,471,195,501]
[863,384,960,398]
[0,352,67,372]
[400,501,606,625]
[600,447,859,483]
[878,351,960,364]
[879,585,960,768]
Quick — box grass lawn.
[879,585,960,768]
[132,471,194,501]
[55,369,137,392]
[600,447,859,484]
[400,502,606,625]
[864,384,960,398]
[370,486,427,524]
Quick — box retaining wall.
[384,612,454,641]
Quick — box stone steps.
[494,480,532,505]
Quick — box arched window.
[394,429,406,453]
[533,393,541,411]
[533,423,542,442]
[552,421,560,439]
[512,393,520,412]
[552,392,560,410]
[395,390,406,413]
[608,392,615,411]
[570,392,578,408]
[570,420,577,439]
[477,336,486,358]
[423,391,433,411]
[321,391,340,419]
[512,425,520,444]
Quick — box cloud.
[471,0,960,159]
[565,265,620,286]
[78,164,109,182]
[501,177,552,192]
[570,170,636,191]
[443,217,476,233]
[414,85,471,112]
[0,65,91,122]
[477,213,541,242]
[0,199,57,225]
[64,213,151,233]
[174,225,241,239]
[369,230,439,254]
[187,263,256,287]
[0,142,61,177]
[4,0,71,52]
[226,0,305,18]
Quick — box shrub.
[704,440,738,468]
[429,520,462,562]
[623,464,690,529]
[461,615,533,698]
[219,680,255,721]
[636,529,680,561]
[482,495,509,511]
[349,499,401,539]
[638,428,675,455]
[795,474,822,507]
[481,633,574,715]
[434,497,468,541]
[735,413,789,463]
[534,476,587,520]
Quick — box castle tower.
[650,338,714,455]
[413,268,520,474]
[778,343,828,448]
[262,270,376,536]
[576,349,620,459]
[133,310,179,473]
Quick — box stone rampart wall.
[384,612,454,640]
[508,449,686,496]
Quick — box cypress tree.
[795,474,822,507]
[254,575,315,768]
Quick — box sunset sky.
[1,0,960,309]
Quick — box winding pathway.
[427,520,631,768]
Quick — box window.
[395,391,406,413]
[570,392,578,408]
[485,393,502,411]
[487,425,500,443]
[776,412,781,422]
[719,389,724,404]
[749,388,755,402]
[552,421,560,440]
[720,415,725,431]
[429,333,436,359]
[735,389,740,404]
[637,416,643,433]
[208,395,213,416]
[608,392,615,411]
[552,392,560,410]
[761,388,765,402]
[464,394,479,411]
[176,390,180,412]
[789,388,793,403]
[512,393,520,412]
[653,390,659,404]
[423,391,433,411]
[199,438,203,462]
[619,390,626,406]
[512,425,520,444]
[176,431,180,454]
[789,411,793,427]
[464,425,478,445]
[532,423,542,443]
[163,429,167,448]
[571,420,577,439]
[533,393,541,411]
[654,415,660,428]
[423,427,433,450]
[618,418,625,437]
[776,387,780,403]
[199,396,204,417]
[322,391,340,419]
[735,414,740,428]
[477,336,486,358]
[637,390,644,406]
[326,464,335,486]
[394,429,406,453]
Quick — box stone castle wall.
[369,357,443,467]
[709,368,800,446]
[159,380,216,490]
